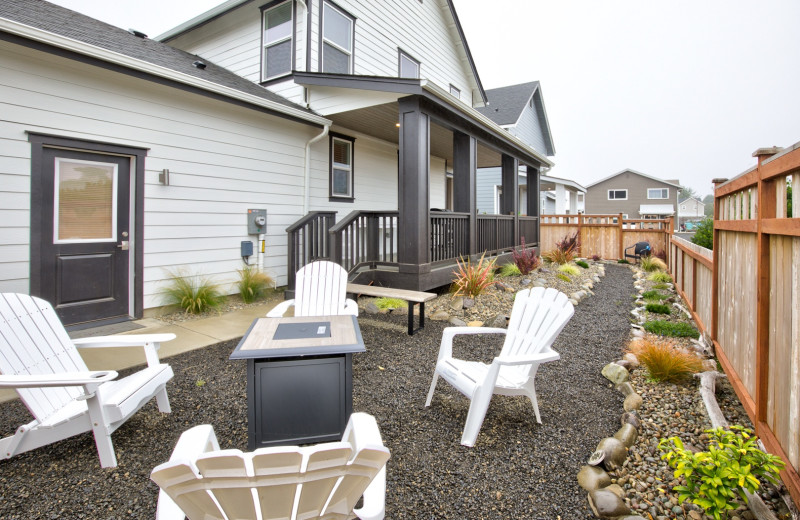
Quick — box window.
[449,84,460,99]
[262,1,293,81]
[322,2,354,74]
[648,188,669,199]
[608,189,627,200]
[330,135,354,199]
[399,50,420,79]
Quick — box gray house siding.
[508,99,547,156]
[585,171,677,218]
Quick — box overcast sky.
[49,0,800,197]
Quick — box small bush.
[691,217,714,250]
[653,283,670,290]
[575,260,589,269]
[161,269,224,314]
[498,263,521,277]
[511,236,541,275]
[452,252,496,298]
[628,335,704,383]
[559,264,580,277]
[642,290,669,301]
[648,271,672,283]
[542,248,573,265]
[237,266,274,304]
[556,273,571,283]
[651,248,667,261]
[556,232,580,256]
[618,259,630,264]
[643,320,700,338]
[640,255,668,272]
[646,303,671,314]
[375,297,407,310]
[590,254,602,261]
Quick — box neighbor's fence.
[672,143,800,505]
[540,213,673,260]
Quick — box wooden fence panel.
[582,226,619,260]
[668,236,712,335]
[696,262,713,334]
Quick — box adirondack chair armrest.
[344,298,359,316]
[266,299,294,317]
[0,370,118,388]
[493,350,561,366]
[439,327,507,360]
[73,333,175,367]
[342,413,388,520]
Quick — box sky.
[47,0,800,197]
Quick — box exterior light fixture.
[159,169,170,186]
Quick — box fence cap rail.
[286,211,337,233]
[328,210,399,233]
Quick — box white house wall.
[0,39,334,309]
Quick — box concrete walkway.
[0,299,280,403]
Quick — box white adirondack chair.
[152,412,390,520]
[267,260,358,317]
[425,287,574,447]
[0,293,174,468]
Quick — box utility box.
[247,209,267,235]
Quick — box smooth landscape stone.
[577,465,611,492]
[616,516,647,520]
[450,297,464,311]
[467,320,483,327]
[520,278,531,285]
[602,363,630,384]
[623,392,643,411]
[604,483,625,498]
[448,317,466,326]
[614,423,638,448]
[462,298,474,309]
[536,278,548,285]
[623,352,640,366]
[615,381,635,396]
[592,436,628,471]
[588,488,633,518]
[569,298,579,306]
[365,302,379,314]
[430,310,450,321]
[615,359,633,371]
[489,314,507,328]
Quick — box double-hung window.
[262,1,293,81]
[322,2,354,74]
[608,189,627,200]
[647,188,669,199]
[330,135,354,199]
[399,50,420,79]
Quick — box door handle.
[117,241,129,251]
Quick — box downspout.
[303,123,330,214]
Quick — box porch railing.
[477,215,515,255]
[329,211,399,272]
[430,212,470,262]
[286,211,336,288]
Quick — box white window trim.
[330,136,354,199]
[449,84,461,99]
[607,189,628,200]
[322,1,354,74]
[647,187,669,200]
[262,1,293,82]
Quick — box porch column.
[397,96,431,271]
[568,189,578,214]
[555,183,566,214]
[527,165,540,247]
[500,154,518,215]
[453,131,477,256]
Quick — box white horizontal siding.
[510,101,547,155]
[0,39,328,309]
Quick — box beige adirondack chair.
[267,260,358,317]
[0,293,174,468]
[152,412,390,520]
[425,287,574,446]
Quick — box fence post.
[577,213,583,257]
[617,213,624,259]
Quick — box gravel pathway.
[0,265,636,519]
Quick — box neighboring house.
[585,169,680,220]
[678,196,705,227]
[0,0,552,326]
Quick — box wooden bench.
[346,283,437,335]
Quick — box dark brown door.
[37,148,131,325]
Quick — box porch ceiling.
[329,102,502,168]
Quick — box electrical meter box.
[247,209,267,235]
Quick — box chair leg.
[425,373,439,407]
[522,379,541,424]
[461,390,493,447]
[155,387,171,413]
[85,393,117,468]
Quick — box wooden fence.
[668,143,800,505]
[540,214,673,260]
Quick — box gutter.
[0,17,331,128]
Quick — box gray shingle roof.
[0,0,313,116]
[475,81,540,126]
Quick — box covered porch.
[288,74,553,291]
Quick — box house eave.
[585,168,682,189]
[156,0,254,42]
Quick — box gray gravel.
[0,265,635,519]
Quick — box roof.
[585,168,682,189]
[679,196,705,205]
[0,0,325,125]
[157,0,488,105]
[540,174,586,193]
[639,204,675,215]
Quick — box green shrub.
[556,273,571,283]
[237,266,274,304]
[559,264,580,277]
[575,260,589,269]
[375,297,407,310]
[691,217,714,250]
[653,283,670,290]
[642,290,669,301]
[643,320,699,338]
[645,303,671,314]
[618,259,630,264]
[640,255,668,272]
[659,426,785,520]
[498,263,521,277]
[452,252,496,298]
[161,269,224,314]
[648,271,672,283]
[627,336,704,383]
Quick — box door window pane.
[54,158,117,242]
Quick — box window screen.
[263,2,292,80]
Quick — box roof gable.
[586,168,682,189]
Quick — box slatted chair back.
[500,287,574,380]
[0,293,88,422]
[294,260,350,317]
[151,441,390,520]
